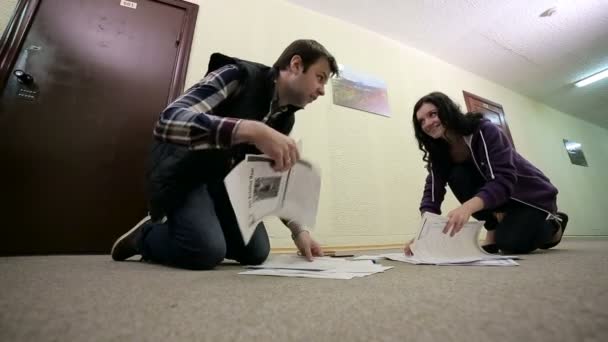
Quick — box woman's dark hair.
[273,39,339,77]
[412,92,483,172]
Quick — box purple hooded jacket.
[420,120,558,217]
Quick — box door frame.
[0,0,198,103]
[463,90,515,146]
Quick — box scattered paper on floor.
[239,254,392,279]
[354,253,519,266]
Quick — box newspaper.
[239,255,392,280]
[224,154,321,245]
[355,212,519,266]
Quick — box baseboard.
[270,235,608,254]
[271,243,403,254]
[563,235,608,238]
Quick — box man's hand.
[234,120,299,172]
[403,238,415,256]
[294,231,323,261]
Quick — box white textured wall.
[181,0,608,248]
[0,0,18,36]
[2,0,606,249]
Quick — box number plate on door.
[120,0,137,9]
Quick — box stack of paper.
[224,155,321,245]
[356,212,519,266]
[239,254,392,279]
[354,253,518,266]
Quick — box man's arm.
[280,218,307,239]
[153,63,299,171]
[153,64,243,149]
[280,218,323,261]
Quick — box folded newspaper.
[224,154,321,245]
[356,212,519,266]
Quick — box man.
[111,39,339,270]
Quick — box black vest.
[147,53,298,218]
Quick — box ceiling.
[287,0,608,129]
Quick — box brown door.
[463,91,515,147]
[0,0,197,255]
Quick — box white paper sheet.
[224,155,321,245]
[354,213,519,266]
[239,269,361,280]
[239,255,392,279]
[354,253,519,266]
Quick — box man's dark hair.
[273,39,339,76]
[412,92,484,172]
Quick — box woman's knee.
[496,234,537,254]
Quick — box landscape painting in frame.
[331,64,390,117]
[563,139,588,167]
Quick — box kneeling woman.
[406,92,567,254]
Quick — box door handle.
[13,69,34,85]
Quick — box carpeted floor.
[1,238,607,341]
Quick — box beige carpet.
[1,238,607,342]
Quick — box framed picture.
[563,139,588,167]
[331,65,390,117]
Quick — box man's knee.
[238,247,270,266]
[171,238,226,270]
[236,228,270,265]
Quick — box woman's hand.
[444,196,485,236]
[403,238,415,256]
[444,205,474,236]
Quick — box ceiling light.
[574,68,608,87]
[539,7,557,17]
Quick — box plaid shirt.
[153,64,288,150]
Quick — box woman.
[405,92,568,254]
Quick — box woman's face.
[416,102,445,139]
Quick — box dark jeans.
[139,182,270,270]
[448,163,556,254]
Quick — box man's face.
[286,56,331,108]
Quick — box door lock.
[13,69,34,85]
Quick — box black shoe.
[481,244,499,254]
[541,212,569,249]
[111,215,149,261]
